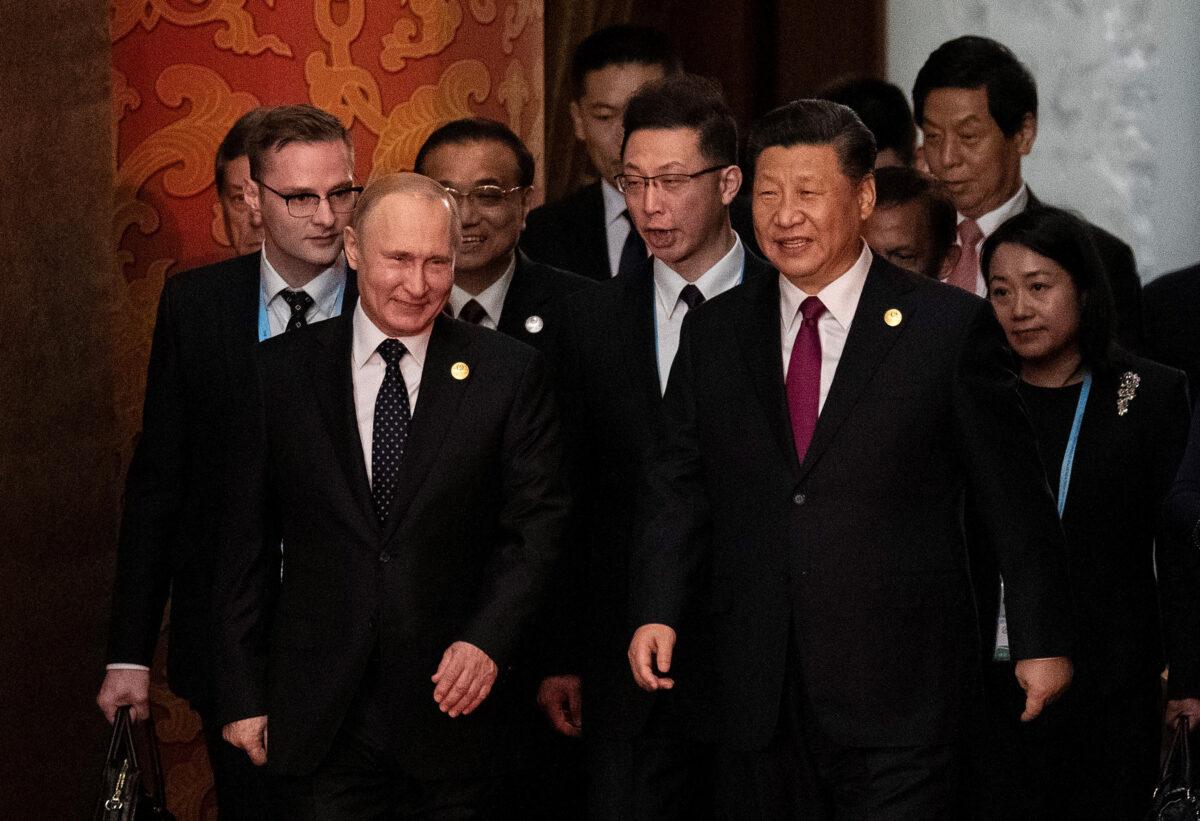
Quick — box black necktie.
[280,290,314,332]
[617,210,646,277]
[679,284,706,312]
[371,339,412,523]
[458,299,488,325]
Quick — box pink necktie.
[786,296,827,462]
[946,218,983,292]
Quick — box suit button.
[379,551,392,563]
[792,492,807,506]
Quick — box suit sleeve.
[1149,373,1200,697]
[105,281,185,666]
[1164,408,1200,545]
[951,300,1074,661]
[459,352,570,667]
[212,350,280,725]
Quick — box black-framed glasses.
[614,165,728,196]
[255,180,364,217]
[442,184,528,209]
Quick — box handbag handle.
[109,706,169,809]
[1157,715,1193,795]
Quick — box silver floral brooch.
[1117,371,1141,416]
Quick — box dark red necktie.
[786,296,827,462]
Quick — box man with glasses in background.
[97,103,359,818]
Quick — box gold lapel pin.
[524,315,544,334]
[451,362,470,380]
[884,308,903,327]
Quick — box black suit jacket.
[1026,190,1144,351]
[105,252,357,705]
[1143,262,1200,394]
[552,244,771,741]
[632,255,1073,751]
[213,313,569,779]
[520,181,761,281]
[973,353,1200,700]
[495,252,594,353]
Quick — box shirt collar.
[351,302,433,371]
[260,247,347,315]
[779,241,873,332]
[447,254,517,322]
[964,182,1029,239]
[601,178,627,227]
[653,234,744,320]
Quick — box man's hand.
[1166,698,1200,732]
[628,624,677,691]
[432,641,498,718]
[223,716,269,766]
[1014,656,1073,722]
[97,669,151,723]
[537,674,582,737]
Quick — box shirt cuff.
[106,663,151,672]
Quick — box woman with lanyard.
[972,205,1200,818]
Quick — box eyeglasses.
[255,180,364,218]
[442,184,528,209]
[614,165,728,195]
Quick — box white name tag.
[993,577,1010,662]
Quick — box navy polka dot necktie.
[371,339,411,523]
[280,290,314,332]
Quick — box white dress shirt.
[780,242,873,414]
[261,249,348,335]
[351,303,431,484]
[654,234,745,393]
[446,255,517,330]
[952,183,1029,297]
[602,178,633,278]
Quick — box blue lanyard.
[1056,372,1092,518]
[651,255,746,383]
[258,278,348,342]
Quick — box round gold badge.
[884,308,903,327]
[451,362,470,380]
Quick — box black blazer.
[105,252,357,705]
[1026,190,1144,351]
[1143,262,1200,394]
[213,313,569,779]
[550,245,771,741]
[974,353,1200,700]
[520,181,762,281]
[495,251,594,353]
[632,255,1073,751]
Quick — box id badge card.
[992,577,1010,662]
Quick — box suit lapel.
[227,253,263,348]
[383,314,473,542]
[734,273,799,474]
[585,182,612,278]
[616,260,665,419]
[797,259,915,480]
[497,253,540,338]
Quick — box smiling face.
[752,143,875,292]
[245,139,355,283]
[570,62,666,183]
[417,138,529,287]
[920,86,1034,220]
[344,192,456,337]
[622,126,739,280]
[987,241,1081,366]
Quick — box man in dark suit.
[1144,261,1200,393]
[913,35,1144,350]
[628,100,1074,818]
[414,118,592,350]
[863,165,960,279]
[215,172,569,818]
[97,104,360,818]
[542,74,771,821]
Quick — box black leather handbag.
[93,706,175,821]
[1148,716,1200,821]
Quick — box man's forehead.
[259,139,352,180]
[422,139,521,182]
[582,61,666,103]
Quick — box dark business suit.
[213,312,568,814]
[520,181,761,280]
[495,252,594,352]
[552,243,771,820]
[1143,262,1200,394]
[632,255,1072,818]
[106,251,356,816]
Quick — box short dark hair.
[570,25,681,99]
[815,77,916,166]
[414,118,535,187]
[215,108,266,191]
[746,99,876,181]
[246,104,353,181]
[982,206,1116,372]
[912,36,1038,138]
[621,74,737,166]
[873,166,957,275]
